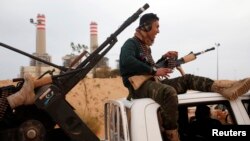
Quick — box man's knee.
[163,86,178,100]
[157,86,178,106]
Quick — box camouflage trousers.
[128,74,214,130]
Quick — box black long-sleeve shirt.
[119,38,153,88]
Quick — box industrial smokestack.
[36,14,46,54]
[21,14,58,78]
[90,22,98,53]
[30,14,51,67]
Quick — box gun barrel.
[205,47,215,52]
[56,3,149,94]
[194,47,215,56]
[0,42,67,71]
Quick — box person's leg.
[133,80,180,141]
[162,74,250,100]
[7,73,36,109]
[211,78,250,100]
[161,74,213,94]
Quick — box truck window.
[106,103,125,141]
[108,104,118,141]
[187,104,235,125]
[179,102,236,125]
[177,101,236,141]
[242,100,250,119]
[126,107,131,140]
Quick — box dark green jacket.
[119,38,154,88]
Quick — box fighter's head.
[138,13,159,32]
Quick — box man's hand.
[163,51,178,58]
[155,68,173,77]
[7,73,35,109]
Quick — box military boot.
[211,78,250,100]
[165,129,180,141]
[7,73,35,109]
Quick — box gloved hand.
[163,51,178,68]
[162,51,178,59]
[166,58,177,69]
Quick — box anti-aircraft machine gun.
[0,3,149,141]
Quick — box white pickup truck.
[103,92,250,141]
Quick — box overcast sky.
[0,0,250,80]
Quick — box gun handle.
[176,66,185,76]
[34,76,53,88]
[182,53,196,63]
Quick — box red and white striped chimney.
[36,14,46,54]
[90,22,98,53]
